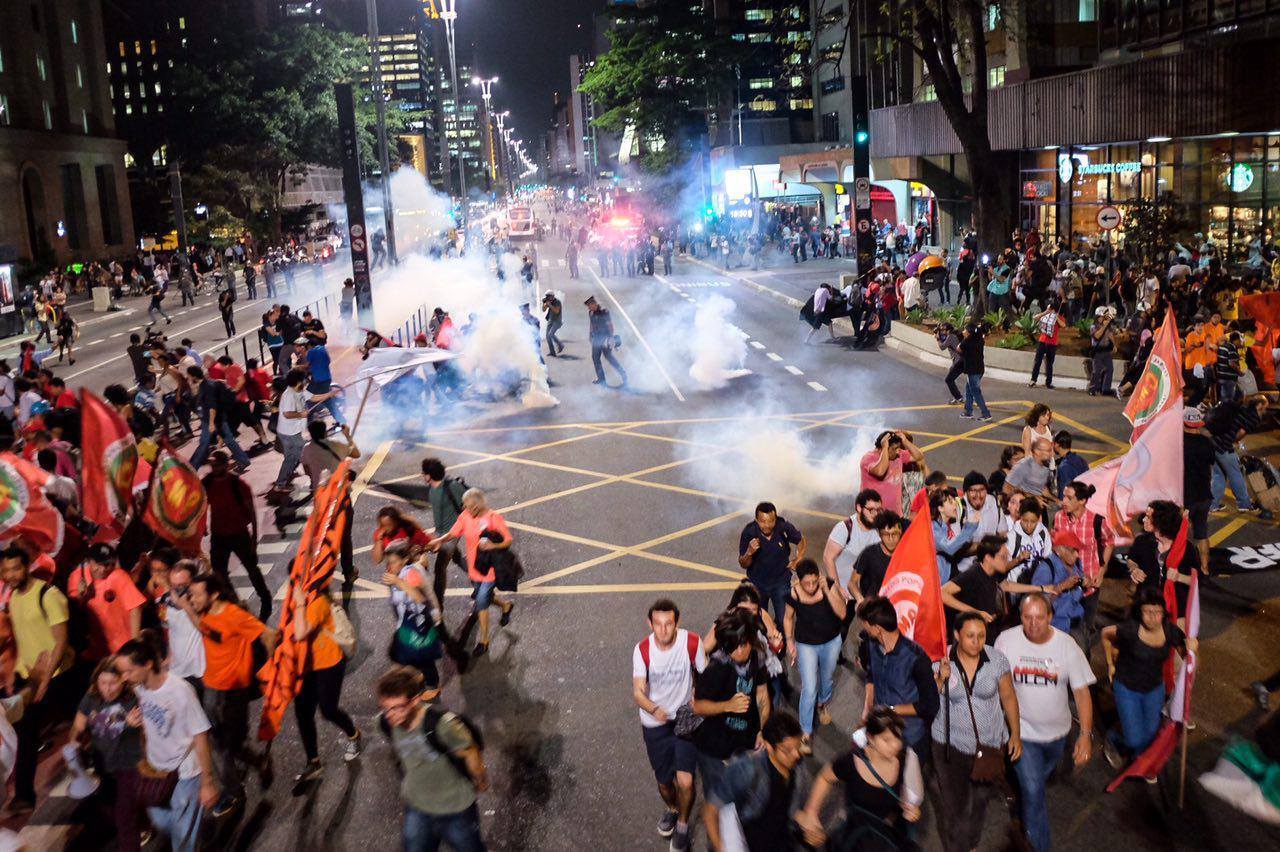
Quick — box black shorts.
[642,722,697,786]
[1188,500,1211,541]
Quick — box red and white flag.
[1078,402,1184,544]
[878,507,947,661]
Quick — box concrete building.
[713,0,814,146]
[0,0,135,269]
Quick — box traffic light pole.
[850,74,875,279]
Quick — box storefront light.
[1146,136,1172,143]
[1228,163,1255,193]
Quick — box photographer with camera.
[936,323,965,404]
[1087,306,1118,397]
[585,295,627,388]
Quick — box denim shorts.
[642,722,697,786]
[472,580,495,611]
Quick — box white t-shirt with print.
[994,626,1096,743]
[164,603,207,680]
[827,517,880,593]
[632,628,707,728]
[135,674,211,779]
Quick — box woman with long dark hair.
[371,506,431,565]
[69,656,146,852]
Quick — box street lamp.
[471,75,499,190]
[439,0,468,231]
[365,0,397,265]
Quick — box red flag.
[80,389,139,541]
[878,507,947,661]
[1123,308,1183,438]
[257,461,352,741]
[141,447,207,553]
[1079,403,1184,544]
[0,452,66,556]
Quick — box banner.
[80,389,139,540]
[1209,541,1280,574]
[141,448,207,552]
[0,452,66,555]
[1080,403,1184,543]
[1123,308,1183,437]
[878,508,947,661]
[258,461,352,742]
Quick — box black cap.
[583,295,598,306]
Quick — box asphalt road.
[51,223,1280,851]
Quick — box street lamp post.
[365,0,397,265]
[440,0,468,234]
[471,75,498,193]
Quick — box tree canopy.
[166,22,416,237]
[581,0,743,171]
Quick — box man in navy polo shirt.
[737,501,807,620]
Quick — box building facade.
[436,60,487,197]
[714,0,814,146]
[0,0,135,270]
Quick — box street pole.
[168,161,188,253]
[365,0,397,266]
[441,1,468,235]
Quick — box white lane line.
[110,331,127,338]
[87,338,104,346]
[64,296,272,381]
[785,365,804,376]
[750,341,766,350]
[807,381,828,392]
[766,352,783,362]
[587,267,687,403]
[258,541,293,555]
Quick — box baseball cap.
[1183,407,1205,428]
[1052,529,1084,551]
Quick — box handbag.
[673,703,702,740]
[958,661,1005,783]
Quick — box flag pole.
[1178,721,1189,808]
[349,376,376,438]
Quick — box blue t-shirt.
[306,345,332,383]
[1030,554,1085,629]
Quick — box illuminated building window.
[125,104,132,115]
[179,16,186,29]
[150,40,157,54]
[988,65,1005,88]
[42,100,52,128]
[37,54,47,81]
[0,95,10,126]
[82,109,89,133]
[71,19,79,44]
[76,64,83,88]
[748,78,772,90]
[135,41,142,55]
[119,42,126,58]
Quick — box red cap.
[1052,529,1084,550]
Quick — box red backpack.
[637,631,700,678]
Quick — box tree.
[1121,195,1191,266]
[866,1,1018,312]
[166,23,417,239]
[580,0,744,172]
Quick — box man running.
[585,295,627,387]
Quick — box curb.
[686,257,1109,392]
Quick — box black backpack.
[380,704,485,782]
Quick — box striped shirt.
[930,647,1011,754]
[1052,508,1114,593]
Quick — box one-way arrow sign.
[1097,205,1122,230]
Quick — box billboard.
[0,264,14,315]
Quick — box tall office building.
[437,60,486,196]
[713,0,813,145]
[0,0,135,269]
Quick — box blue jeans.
[308,380,347,426]
[146,776,204,852]
[755,581,789,624]
[274,430,305,488]
[796,635,840,735]
[963,373,990,417]
[402,802,485,852]
[1013,736,1067,852]
[189,416,250,468]
[472,580,496,611]
[1111,681,1164,757]
[1211,449,1254,510]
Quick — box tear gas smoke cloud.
[680,416,881,510]
[687,294,751,390]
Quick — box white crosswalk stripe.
[785,365,804,376]
[750,341,766,350]
[258,540,293,555]
[766,353,782,362]
[807,381,828,392]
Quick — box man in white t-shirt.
[823,489,883,656]
[116,638,217,852]
[631,599,706,852]
[164,560,207,688]
[271,368,311,495]
[995,594,1095,852]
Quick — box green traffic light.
[855,130,869,144]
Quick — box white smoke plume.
[687,294,751,390]
[679,417,882,511]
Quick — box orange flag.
[879,507,947,661]
[80,389,139,541]
[257,461,352,742]
[0,452,66,556]
[1123,308,1183,438]
[141,447,207,554]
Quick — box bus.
[507,205,538,240]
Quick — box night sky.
[357,0,606,158]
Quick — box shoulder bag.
[958,662,1005,783]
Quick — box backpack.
[637,631,700,679]
[443,477,468,516]
[379,704,485,784]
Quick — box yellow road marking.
[918,413,1025,453]
[1209,516,1250,547]
[351,440,395,505]
[1052,413,1131,451]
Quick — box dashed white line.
[807,381,828,392]
[110,331,127,338]
[766,352,783,362]
[86,338,104,346]
[785,365,804,376]
[750,341,766,350]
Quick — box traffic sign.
[857,218,871,233]
[351,237,367,253]
[1097,205,1122,230]
[350,224,364,239]
[854,177,871,209]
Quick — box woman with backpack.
[289,584,362,783]
[381,542,445,688]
